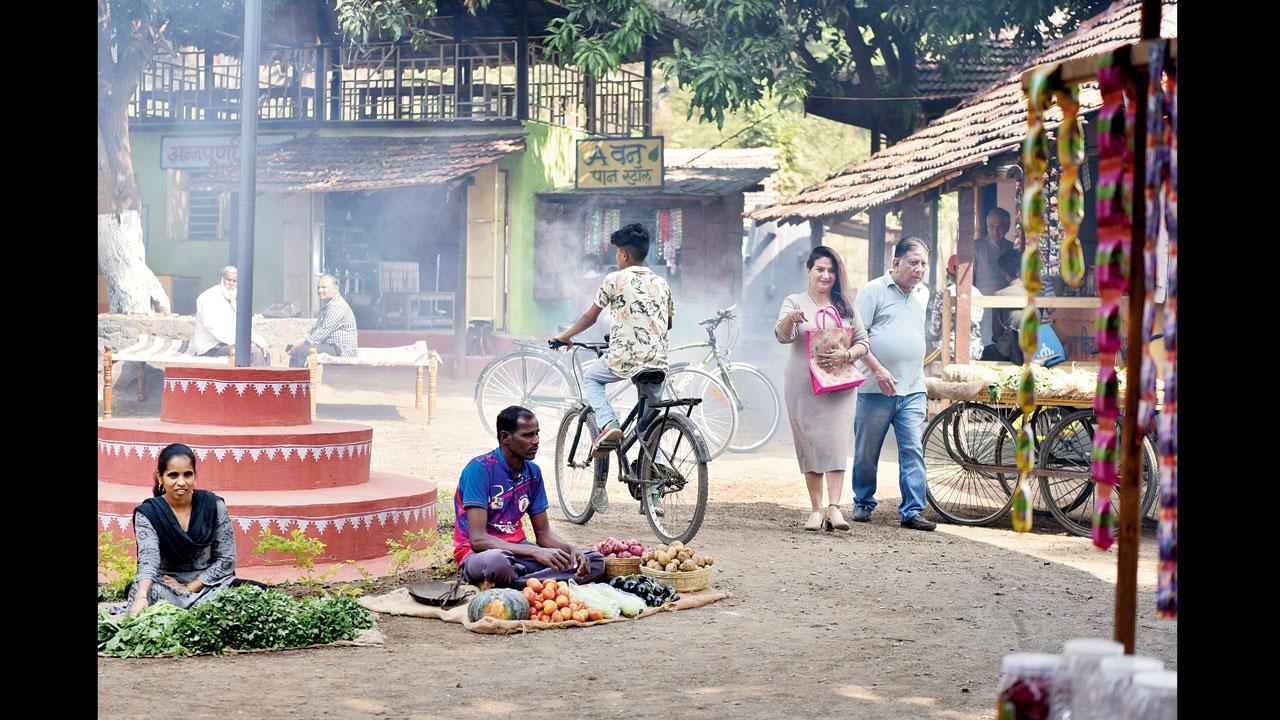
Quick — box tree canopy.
[336,0,1113,142]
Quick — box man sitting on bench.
[192,266,269,366]
[287,274,358,368]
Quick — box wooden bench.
[307,341,443,424]
[100,335,236,419]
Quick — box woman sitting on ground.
[127,443,241,617]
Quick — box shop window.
[186,190,222,240]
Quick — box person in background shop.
[982,249,1027,364]
[928,255,985,362]
[774,246,870,532]
[852,238,936,531]
[973,207,1017,345]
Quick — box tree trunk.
[98,60,170,314]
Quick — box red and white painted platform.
[98,366,437,571]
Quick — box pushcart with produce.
[922,363,1160,536]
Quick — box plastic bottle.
[997,653,1062,720]
[1081,656,1164,718]
[1122,670,1176,720]
[1060,639,1124,720]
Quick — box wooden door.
[466,165,506,329]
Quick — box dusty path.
[98,369,1177,719]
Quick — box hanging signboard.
[160,134,294,170]
[575,137,664,190]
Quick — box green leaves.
[98,531,137,602]
[98,586,374,657]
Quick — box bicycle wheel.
[664,367,737,459]
[474,349,573,436]
[924,402,1018,525]
[640,411,710,544]
[724,363,781,453]
[554,406,607,524]
[1037,410,1159,537]
[999,406,1070,505]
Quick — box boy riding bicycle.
[553,223,675,465]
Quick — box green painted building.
[127,0,672,352]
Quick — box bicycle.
[667,305,782,453]
[549,339,711,544]
[474,337,739,458]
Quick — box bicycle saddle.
[632,370,666,385]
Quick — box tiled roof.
[189,133,526,193]
[665,147,780,170]
[750,0,1177,223]
[917,36,1029,98]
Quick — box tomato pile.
[521,578,603,623]
[593,537,654,559]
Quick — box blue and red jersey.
[452,449,549,564]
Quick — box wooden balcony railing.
[130,40,648,136]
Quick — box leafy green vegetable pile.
[98,585,373,657]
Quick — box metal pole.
[234,0,262,367]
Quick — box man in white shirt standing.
[192,266,269,366]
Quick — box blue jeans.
[852,392,928,522]
[583,360,663,429]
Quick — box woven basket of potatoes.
[638,541,714,592]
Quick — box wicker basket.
[639,564,712,592]
[603,556,643,579]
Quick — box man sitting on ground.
[454,406,605,589]
[192,266,269,365]
[287,274,358,367]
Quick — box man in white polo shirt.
[852,238,936,531]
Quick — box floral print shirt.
[594,266,674,378]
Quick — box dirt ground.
[98,367,1177,719]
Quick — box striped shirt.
[306,294,358,357]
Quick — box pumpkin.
[466,588,530,623]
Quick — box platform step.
[159,367,312,427]
[98,472,439,568]
[98,419,373,490]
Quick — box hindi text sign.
[576,137,663,190]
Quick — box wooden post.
[103,345,114,420]
[228,346,236,367]
[1115,3,1161,653]
[308,347,318,420]
[415,366,425,409]
[428,350,441,425]
[809,218,824,249]
[516,0,529,121]
[941,292,953,366]
[955,186,980,362]
[137,362,146,401]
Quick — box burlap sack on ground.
[359,585,733,635]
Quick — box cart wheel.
[1001,406,1070,510]
[1036,410,1159,537]
[924,402,1017,525]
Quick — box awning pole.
[234,0,262,366]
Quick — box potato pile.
[640,541,714,573]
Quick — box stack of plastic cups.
[997,653,1063,720]
[1059,638,1124,720]
[1085,656,1164,717]
[1123,670,1176,719]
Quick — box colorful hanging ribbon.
[1091,49,1138,550]
[1013,64,1059,533]
[1155,43,1178,620]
